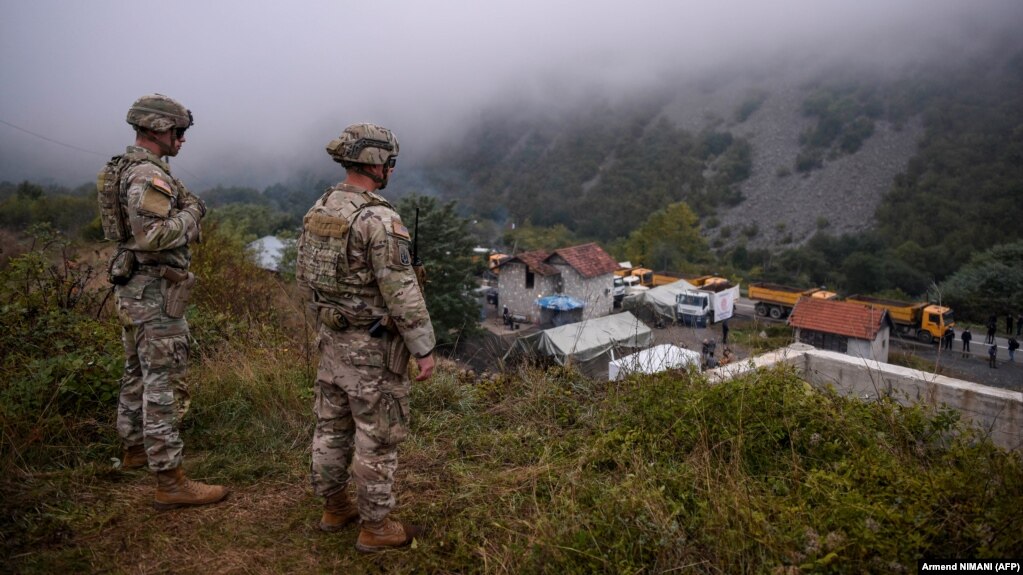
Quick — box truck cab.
[921,304,955,342]
[676,291,711,327]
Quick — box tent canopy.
[536,294,585,311]
[622,279,698,320]
[508,311,652,365]
[608,343,701,380]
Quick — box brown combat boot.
[153,467,229,510]
[121,444,148,470]
[319,491,360,532]
[355,517,422,553]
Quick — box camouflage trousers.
[115,274,189,471]
[310,325,411,523]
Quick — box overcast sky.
[1,0,1020,189]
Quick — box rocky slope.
[655,66,924,250]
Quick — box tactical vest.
[296,186,390,301]
[95,149,151,242]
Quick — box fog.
[1,0,1020,189]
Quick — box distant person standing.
[961,327,972,357]
[1008,336,1019,362]
[942,326,954,350]
[721,319,730,345]
[99,94,228,509]
[988,343,998,368]
[1007,313,1015,336]
[1016,312,1022,336]
[985,316,997,344]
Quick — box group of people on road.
[100,94,432,553]
[952,314,1020,368]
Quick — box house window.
[799,329,848,353]
[525,270,534,289]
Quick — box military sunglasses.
[385,157,397,170]
[174,127,188,139]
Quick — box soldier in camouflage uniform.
[102,94,228,509]
[296,123,435,553]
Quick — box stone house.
[496,243,619,326]
[788,297,893,362]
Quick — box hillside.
[417,37,1023,277]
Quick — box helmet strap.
[352,165,389,190]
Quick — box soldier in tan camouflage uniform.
[296,123,435,553]
[101,94,228,509]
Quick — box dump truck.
[845,295,954,344]
[675,280,740,326]
[747,282,838,320]
[615,266,683,288]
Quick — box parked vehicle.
[748,282,838,320]
[614,266,683,288]
[845,294,954,344]
[675,280,740,326]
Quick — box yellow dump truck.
[614,266,682,288]
[747,282,838,320]
[845,295,954,344]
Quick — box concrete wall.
[708,344,1022,451]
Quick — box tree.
[621,201,710,273]
[938,241,1023,322]
[395,194,481,350]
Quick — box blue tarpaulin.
[536,295,585,311]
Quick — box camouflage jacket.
[118,146,200,270]
[297,182,435,358]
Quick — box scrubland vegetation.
[2,224,1021,575]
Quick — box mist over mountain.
[409,29,1023,260]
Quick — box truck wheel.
[768,306,783,320]
[755,304,767,317]
[917,330,934,344]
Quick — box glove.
[183,195,207,218]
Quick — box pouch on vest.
[296,209,352,297]
[96,155,131,242]
[107,248,136,285]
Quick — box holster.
[163,269,196,319]
[385,330,411,376]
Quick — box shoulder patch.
[149,177,173,197]
[391,219,411,240]
[138,176,174,217]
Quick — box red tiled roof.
[788,297,889,340]
[503,249,559,276]
[548,243,620,278]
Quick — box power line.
[0,116,203,185]
[0,117,106,157]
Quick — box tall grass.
[2,226,1021,574]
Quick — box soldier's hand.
[184,194,207,218]
[414,353,435,381]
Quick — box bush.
[0,226,121,469]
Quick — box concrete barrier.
[707,344,1023,451]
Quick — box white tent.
[246,235,294,272]
[507,311,653,366]
[608,343,701,381]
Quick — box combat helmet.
[126,93,193,132]
[326,123,399,167]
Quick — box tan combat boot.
[319,491,360,532]
[121,444,148,470]
[355,517,422,553]
[153,467,229,510]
